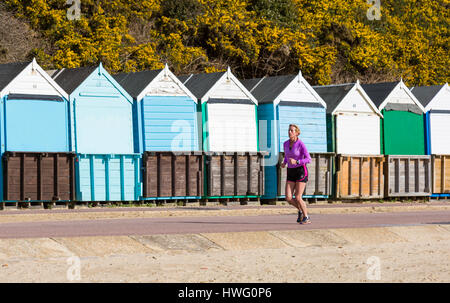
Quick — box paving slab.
[52,236,154,257]
[131,234,223,253]
[328,227,407,245]
[269,230,350,248]
[201,231,291,250]
[388,225,450,243]
[0,238,72,260]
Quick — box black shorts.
[287,165,308,183]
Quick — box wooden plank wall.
[3,152,75,201]
[142,152,203,198]
[206,152,265,197]
[431,155,450,194]
[335,154,384,199]
[385,155,431,197]
[277,153,333,197]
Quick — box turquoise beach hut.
[52,64,141,202]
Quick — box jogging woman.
[280,124,311,224]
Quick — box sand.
[0,203,449,283]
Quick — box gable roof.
[241,75,296,104]
[113,65,197,102]
[361,81,400,108]
[113,69,162,99]
[241,77,263,93]
[361,80,425,113]
[52,66,97,94]
[180,71,226,100]
[52,64,132,103]
[180,68,258,104]
[411,84,446,109]
[0,61,32,92]
[0,59,69,100]
[313,83,355,114]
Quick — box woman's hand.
[289,158,298,165]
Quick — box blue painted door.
[277,104,327,153]
[141,96,198,151]
[75,154,142,201]
[4,97,70,152]
[74,96,134,154]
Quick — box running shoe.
[299,215,311,224]
[296,210,303,223]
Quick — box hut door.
[429,112,450,154]
[335,113,380,155]
[5,97,69,152]
[207,102,258,152]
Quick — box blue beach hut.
[52,64,141,202]
[242,71,331,201]
[0,59,70,153]
[113,64,199,153]
[0,59,70,202]
[113,64,203,202]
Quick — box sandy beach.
[0,203,449,283]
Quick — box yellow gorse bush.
[3,0,448,85]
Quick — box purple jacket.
[282,138,311,168]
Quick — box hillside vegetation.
[1,0,449,85]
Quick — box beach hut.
[179,67,259,153]
[113,64,203,201]
[314,81,382,155]
[411,83,450,197]
[314,81,384,199]
[241,71,333,201]
[179,68,265,202]
[362,80,431,198]
[411,83,450,155]
[0,59,70,153]
[362,80,426,155]
[52,64,141,202]
[113,64,199,153]
[0,59,74,206]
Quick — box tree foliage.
[3,0,448,85]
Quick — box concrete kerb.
[1,225,449,261]
[0,203,449,225]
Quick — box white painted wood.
[430,112,450,154]
[279,81,317,102]
[379,80,425,112]
[137,65,197,102]
[387,85,415,105]
[335,87,377,114]
[275,71,327,108]
[335,113,380,155]
[424,83,450,111]
[207,103,258,152]
[209,77,250,100]
[202,67,257,104]
[0,59,68,99]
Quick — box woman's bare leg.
[285,181,300,211]
[295,182,308,217]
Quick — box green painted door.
[382,110,425,155]
[326,114,335,153]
